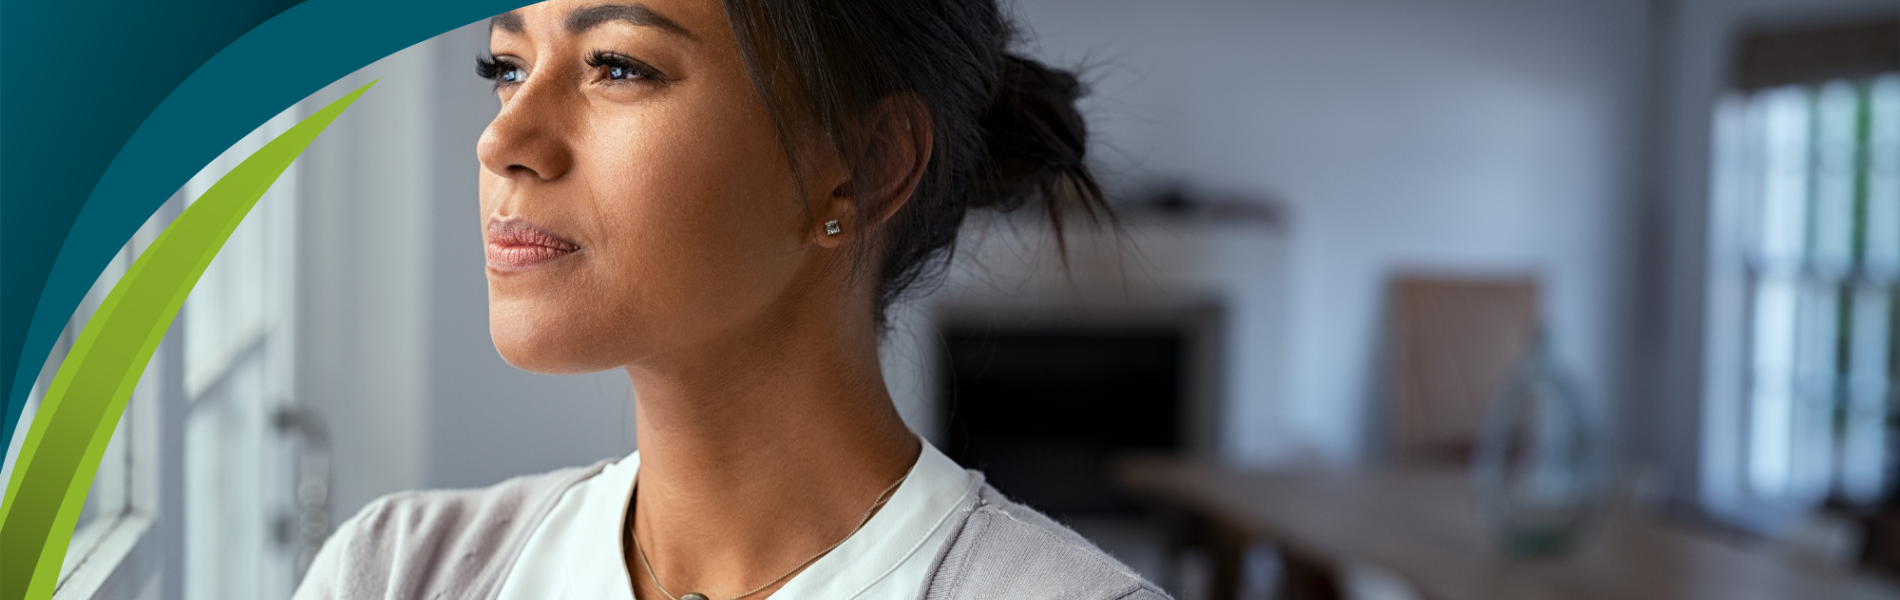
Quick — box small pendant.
[682,594,709,600]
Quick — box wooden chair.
[1266,277,1542,600]
[1385,276,1542,465]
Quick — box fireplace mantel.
[881,211,1296,468]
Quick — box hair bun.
[717,0,1114,326]
[973,55,1103,216]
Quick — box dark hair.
[719,0,1112,328]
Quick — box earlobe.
[811,197,852,249]
[810,182,853,249]
[809,94,932,250]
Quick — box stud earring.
[824,220,842,236]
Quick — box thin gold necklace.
[627,472,910,600]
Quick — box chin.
[488,297,625,375]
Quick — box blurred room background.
[8,0,1899,598]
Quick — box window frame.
[1703,68,1899,529]
[4,105,308,600]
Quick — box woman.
[294,0,1165,598]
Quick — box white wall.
[297,43,436,518]
[1007,0,1652,464]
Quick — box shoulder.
[925,478,1172,600]
[341,461,603,551]
[292,460,614,600]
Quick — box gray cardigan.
[292,460,1172,600]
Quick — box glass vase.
[1471,330,1612,558]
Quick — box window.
[179,110,305,600]
[0,107,310,600]
[1703,16,1899,528]
[13,207,171,599]
[1714,71,1899,511]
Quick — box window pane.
[186,351,296,600]
[184,175,272,399]
[1810,81,1859,269]
[1757,86,1811,266]
[1866,75,1899,272]
[1792,282,1844,503]
[1749,277,1801,496]
[1837,287,1893,502]
[1736,74,1899,509]
[180,110,302,600]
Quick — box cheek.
[584,108,806,315]
[489,96,809,371]
[596,121,798,259]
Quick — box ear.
[811,94,933,249]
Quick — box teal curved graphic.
[2,0,527,478]
[0,83,374,600]
[1,0,305,449]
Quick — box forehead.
[490,0,722,42]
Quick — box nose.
[477,80,576,182]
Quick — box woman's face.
[478,0,843,373]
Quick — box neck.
[622,292,919,599]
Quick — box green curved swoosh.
[0,81,374,600]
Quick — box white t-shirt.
[494,438,975,600]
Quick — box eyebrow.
[566,4,696,40]
[491,11,523,33]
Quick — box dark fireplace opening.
[940,326,1184,517]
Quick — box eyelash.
[584,51,667,85]
[475,54,525,89]
[475,52,669,91]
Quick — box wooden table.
[1117,457,1900,600]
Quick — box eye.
[476,54,527,88]
[585,51,667,84]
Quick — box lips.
[486,218,581,273]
